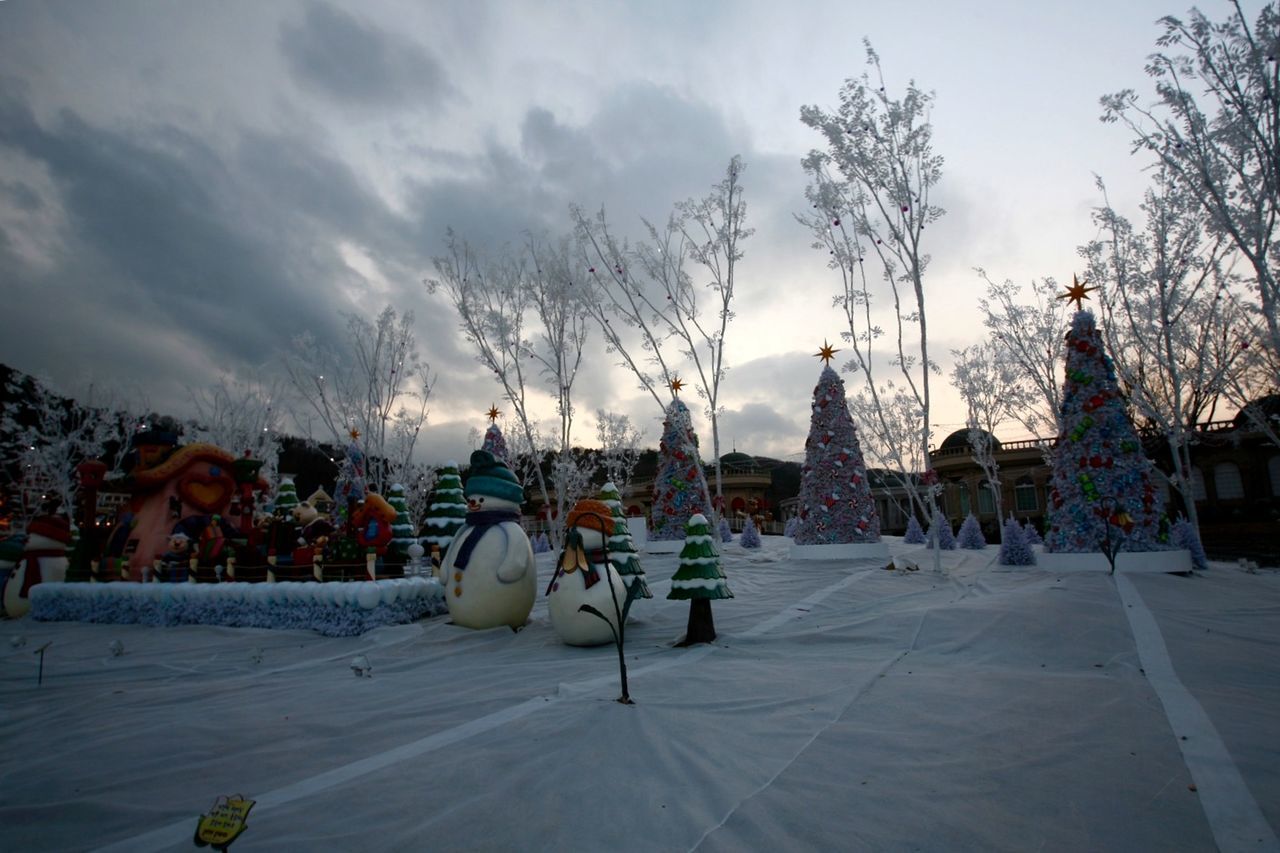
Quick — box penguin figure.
[546,500,627,647]
[440,450,536,630]
[3,515,71,619]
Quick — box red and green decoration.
[651,385,712,542]
[599,481,651,599]
[667,513,733,645]
[794,342,881,546]
[333,429,367,521]
[1044,306,1171,553]
[272,476,299,517]
[481,405,511,466]
[421,462,466,554]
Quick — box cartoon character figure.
[546,500,627,647]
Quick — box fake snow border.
[791,541,889,561]
[1038,549,1191,574]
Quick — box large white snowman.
[439,450,536,630]
[546,499,628,647]
[2,515,71,619]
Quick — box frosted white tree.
[595,409,644,494]
[283,306,434,495]
[185,371,285,485]
[1102,2,1280,411]
[976,271,1071,439]
[799,41,943,522]
[572,156,749,518]
[1081,171,1248,533]
[949,343,1029,526]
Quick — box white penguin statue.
[3,515,71,619]
[439,450,536,630]
[546,500,628,647]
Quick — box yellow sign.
[193,795,255,850]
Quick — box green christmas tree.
[273,476,299,517]
[599,481,651,599]
[667,513,732,645]
[422,462,466,554]
[386,483,415,560]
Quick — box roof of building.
[939,428,1001,452]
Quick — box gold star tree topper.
[669,377,684,395]
[486,405,502,423]
[1057,275,1099,311]
[815,340,841,364]
[348,428,361,441]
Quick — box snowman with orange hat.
[2,514,71,618]
[546,499,629,647]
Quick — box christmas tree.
[481,405,511,466]
[667,513,732,645]
[903,515,927,544]
[531,532,552,554]
[926,510,956,550]
[718,517,733,543]
[783,516,798,538]
[386,483,415,560]
[998,515,1036,566]
[650,393,712,543]
[421,461,466,554]
[273,476,299,517]
[1044,307,1170,554]
[1022,519,1043,545]
[793,345,880,546]
[333,433,367,521]
[598,482,651,599]
[740,515,762,548]
[956,513,986,549]
[1171,516,1208,571]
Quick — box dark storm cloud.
[279,1,454,109]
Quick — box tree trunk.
[676,598,716,646]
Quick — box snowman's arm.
[495,527,534,584]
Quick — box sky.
[0,0,1263,465]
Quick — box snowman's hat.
[26,515,72,546]
[567,500,615,535]
[464,450,524,504]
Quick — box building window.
[1014,477,1038,512]
[1269,457,1280,497]
[1213,462,1244,500]
[1190,467,1207,502]
[977,483,996,515]
[955,482,970,517]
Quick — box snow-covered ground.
[2,537,1277,852]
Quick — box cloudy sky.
[0,0,1257,464]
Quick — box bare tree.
[976,271,1072,439]
[572,156,750,518]
[1101,2,1280,391]
[185,371,285,486]
[1081,171,1247,532]
[283,306,434,495]
[595,409,645,494]
[799,40,943,522]
[949,342,1029,525]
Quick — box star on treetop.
[486,405,502,423]
[348,428,361,441]
[815,340,841,364]
[1057,275,1098,311]
[669,377,684,395]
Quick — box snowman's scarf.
[452,510,521,571]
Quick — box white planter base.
[644,538,684,554]
[1038,549,1192,574]
[791,541,890,561]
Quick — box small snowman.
[2,515,71,619]
[546,500,628,647]
[439,450,536,630]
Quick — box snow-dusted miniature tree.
[800,44,944,522]
[386,483,415,560]
[902,515,927,544]
[1171,516,1209,572]
[598,481,651,600]
[998,516,1036,566]
[574,157,751,518]
[794,356,881,546]
[739,516,762,549]
[273,477,300,517]
[956,514,986,550]
[925,510,956,550]
[1022,519,1043,546]
[421,462,466,555]
[783,516,799,538]
[650,396,713,543]
[718,517,733,543]
[1044,308,1171,554]
[667,513,733,646]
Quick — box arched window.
[1014,476,1038,512]
[1189,467,1207,502]
[1269,456,1280,498]
[730,496,746,513]
[626,504,644,517]
[1213,462,1244,500]
[977,483,996,515]
[955,482,970,517]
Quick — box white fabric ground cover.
[1,537,1276,852]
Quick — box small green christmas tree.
[273,476,300,517]
[422,462,466,554]
[599,481,651,600]
[386,483,415,560]
[667,513,733,645]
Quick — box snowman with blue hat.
[440,450,536,630]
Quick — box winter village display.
[439,449,536,630]
[791,342,888,560]
[1040,284,1190,573]
[546,499,629,646]
[648,380,713,554]
[667,513,733,645]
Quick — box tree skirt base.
[1038,549,1192,574]
[791,541,890,561]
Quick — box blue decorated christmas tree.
[903,515,927,544]
[956,513,986,549]
[794,344,880,546]
[1044,308,1170,554]
[926,510,956,550]
[650,391,712,543]
[740,515,762,548]
[999,515,1036,566]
